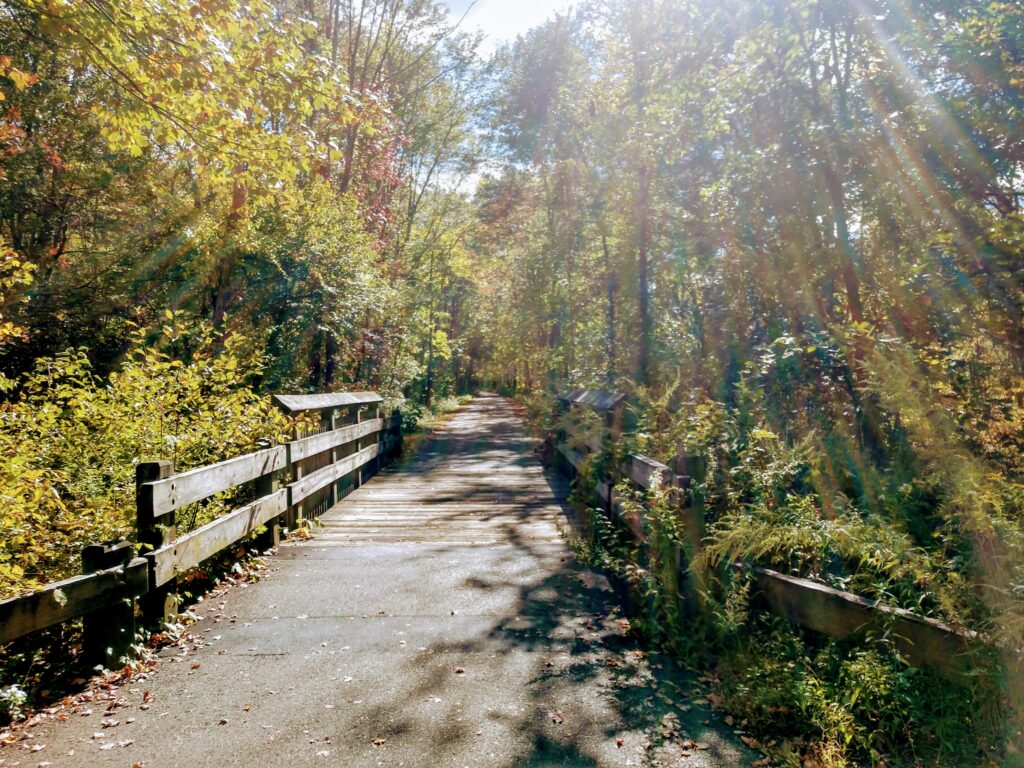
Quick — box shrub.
[0,317,291,599]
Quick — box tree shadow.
[332,396,753,766]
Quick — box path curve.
[11,396,753,768]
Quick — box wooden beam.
[557,444,610,503]
[81,543,137,666]
[287,444,380,505]
[0,559,149,645]
[272,392,383,414]
[558,389,626,413]
[623,454,673,490]
[746,565,978,680]
[136,460,176,624]
[140,446,287,518]
[289,418,382,462]
[150,489,289,587]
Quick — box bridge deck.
[21,396,751,767]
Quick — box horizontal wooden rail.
[288,444,380,505]
[0,557,148,645]
[1,391,403,653]
[744,565,976,680]
[150,489,290,587]
[140,446,287,519]
[290,418,382,462]
[553,390,986,682]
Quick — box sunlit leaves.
[18,0,354,204]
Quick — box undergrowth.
[545,393,1020,767]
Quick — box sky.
[443,0,578,53]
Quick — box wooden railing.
[0,391,402,665]
[553,389,981,682]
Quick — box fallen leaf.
[740,735,761,750]
[578,570,613,592]
[455,668,465,674]
[190,663,201,670]
[218,718,228,725]
[615,738,624,748]
[372,738,387,748]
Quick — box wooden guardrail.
[553,389,980,682]
[0,391,402,665]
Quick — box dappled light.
[0,0,1022,765]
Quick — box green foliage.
[0,318,289,598]
[714,614,993,767]
[0,684,27,721]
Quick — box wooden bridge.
[0,392,981,767]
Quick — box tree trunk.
[636,161,653,385]
[602,231,617,386]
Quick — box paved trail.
[12,396,753,768]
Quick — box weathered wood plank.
[141,446,287,519]
[289,418,383,462]
[624,454,673,490]
[273,392,383,414]
[0,559,149,645]
[746,565,977,680]
[559,389,626,413]
[288,444,380,505]
[557,444,610,503]
[150,489,289,587]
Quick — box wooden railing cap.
[272,391,383,414]
[559,389,626,413]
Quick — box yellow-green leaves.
[20,0,355,208]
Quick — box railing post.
[255,468,282,550]
[371,402,382,476]
[324,408,338,509]
[81,541,137,668]
[391,407,403,461]
[674,453,707,614]
[354,405,366,488]
[136,460,176,626]
[285,437,299,532]
[337,404,358,497]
